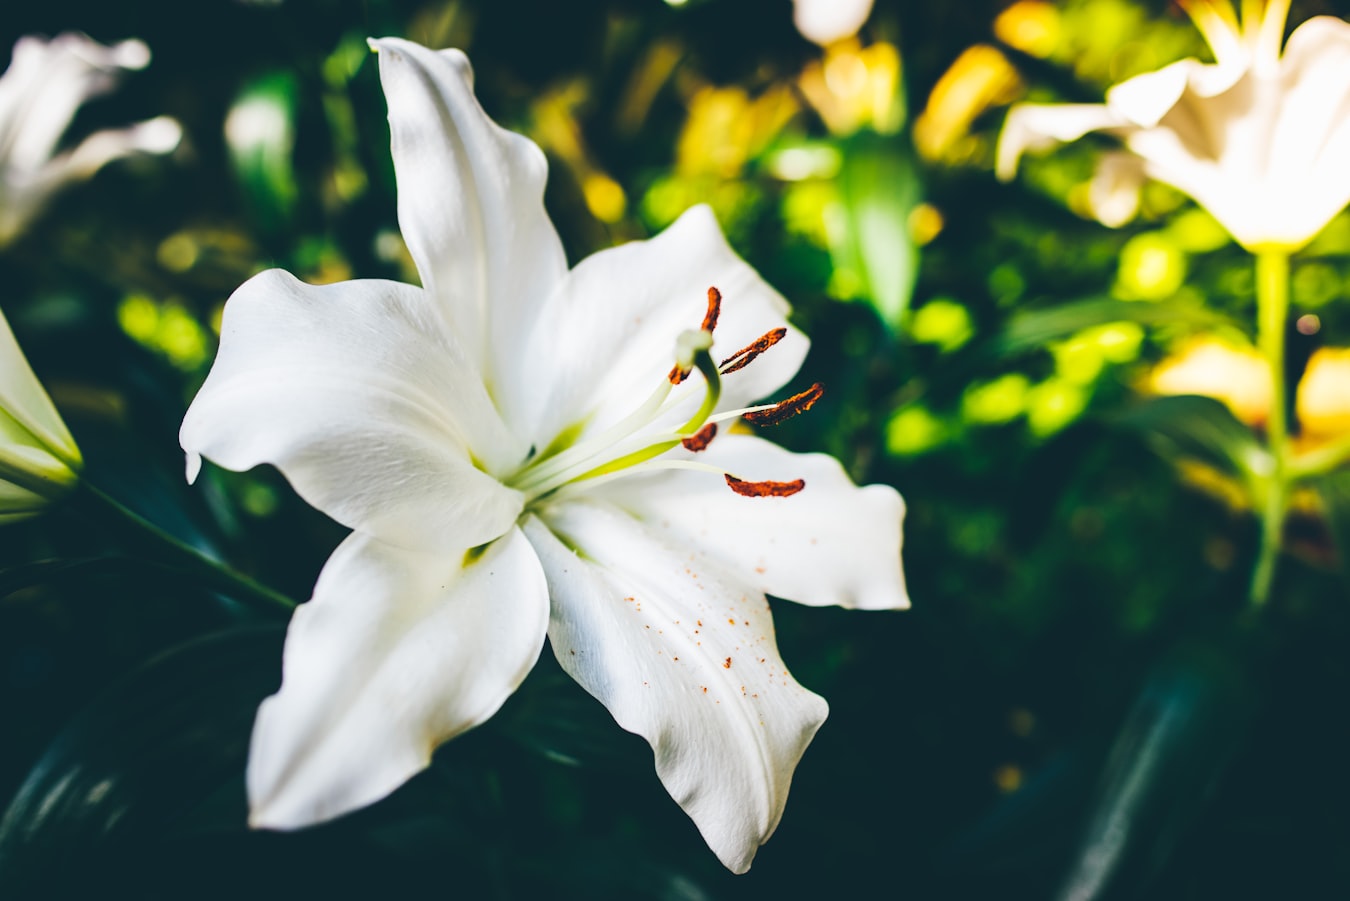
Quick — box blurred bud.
[0,308,81,523]
[792,0,874,46]
[914,45,1022,164]
[0,33,181,246]
[799,40,904,137]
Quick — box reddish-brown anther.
[681,422,718,452]
[742,382,824,427]
[720,327,787,375]
[724,474,806,497]
[701,286,722,334]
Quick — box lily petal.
[524,506,829,874]
[515,205,809,451]
[1089,151,1146,227]
[588,433,908,611]
[181,269,525,553]
[371,38,567,401]
[995,103,1126,180]
[249,526,550,829]
[0,34,150,174]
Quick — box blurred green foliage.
[2,0,1350,898]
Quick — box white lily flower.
[793,0,875,46]
[180,39,908,873]
[0,33,181,246]
[997,0,1350,251]
[0,307,81,522]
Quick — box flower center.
[504,286,820,505]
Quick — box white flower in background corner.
[0,33,181,246]
[997,0,1350,251]
[0,307,81,522]
[793,0,874,46]
[180,38,908,873]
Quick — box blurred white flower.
[0,33,181,246]
[997,0,1350,251]
[0,307,81,522]
[793,0,874,46]
[181,39,909,873]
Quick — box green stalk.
[1249,250,1290,607]
[74,482,297,613]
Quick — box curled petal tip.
[111,38,151,70]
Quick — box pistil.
[507,286,819,504]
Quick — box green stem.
[1249,250,1291,607]
[75,482,297,613]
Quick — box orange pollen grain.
[668,362,691,385]
[724,657,733,669]
[681,422,718,452]
[720,328,787,374]
[742,382,824,427]
[724,474,807,498]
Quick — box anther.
[742,382,824,427]
[702,286,722,334]
[720,328,787,375]
[681,422,718,452]
[725,474,806,498]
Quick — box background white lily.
[792,0,875,46]
[996,0,1350,251]
[0,307,80,523]
[180,38,908,873]
[0,32,181,247]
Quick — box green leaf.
[1312,468,1350,591]
[829,133,922,330]
[1111,395,1269,488]
[0,626,283,895]
[995,297,1240,359]
[1055,643,1257,900]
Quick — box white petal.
[0,34,150,174]
[587,433,908,611]
[523,506,829,874]
[0,307,79,468]
[249,526,549,829]
[1263,16,1350,245]
[995,103,1126,181]
[792,0,874,46]
[370,38,567,395]
[513,205,809,451]
[1089,152,1146,228]
[0,116,182,245]
[181,269,525,552]
[1106,57,1243,127]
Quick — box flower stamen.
[742,382,824,427]
[701,286,722,333]
[724,474,806,498]
[681,422,718,452]
[720,328,787,375]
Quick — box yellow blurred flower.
[799,40,903,136]
[915,45,1023,164]
[1295,348,1350,443]
[1147,335,1270,427]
